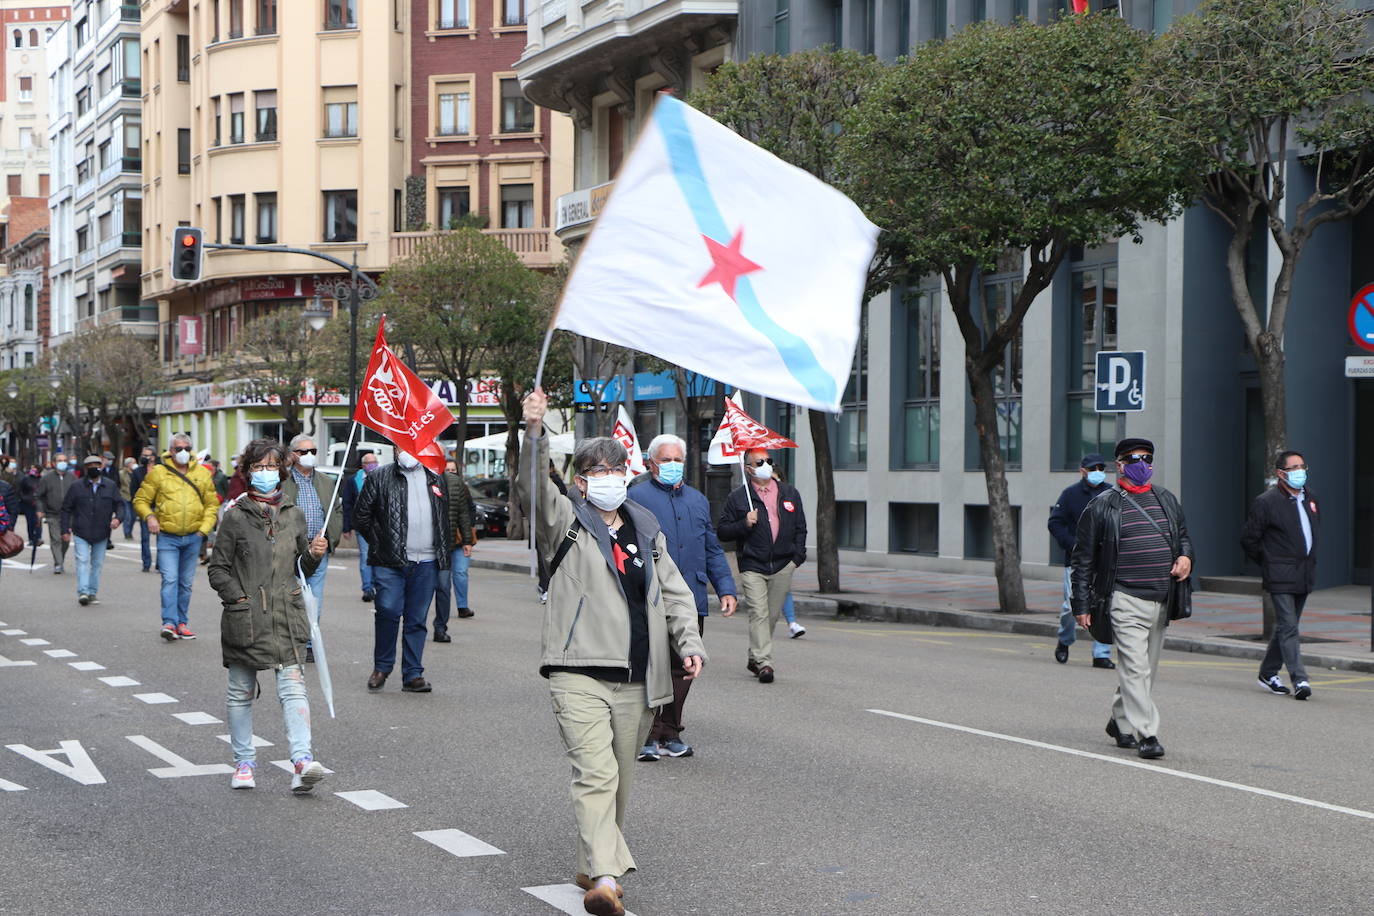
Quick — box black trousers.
[647,615,705,743]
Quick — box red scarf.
[248,488,282,538]
[1119,479,1152,494]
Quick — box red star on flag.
[697,228,763,301]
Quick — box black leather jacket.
[353,464,451,570]
[1070,484,1194,626]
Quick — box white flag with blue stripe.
[553,96,879,413]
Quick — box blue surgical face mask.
[1284,469,1307,489]
[655,460,684,487]
[56,461,69,473]
[1086,470,1106,486]
[250,469,280,493]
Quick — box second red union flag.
[355,317,452,468]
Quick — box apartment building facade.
[1,2,67,251]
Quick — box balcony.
[98,156,141,185]
[76,248,97,269]
[120,3,139,21]
[390,229,557,269]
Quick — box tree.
[376,229,539,450]
[0,368,59,464]
[841,15,1185,612]
[47,327,159,458]
[1136,0,1374,470]
[691,46,886,594]
[219,307,336,442]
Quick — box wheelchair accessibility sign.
[1095,351,1146,413]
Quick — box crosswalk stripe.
[335,790,407,811]
[523,884,639,915]
[268,759,334,775]
[217,734,272,747]
[69,661,105,671]
[172,711,221,725]
[19,638,50,646]
[97,676,140,687]
[414,829,505,858]
[133,693,178,705]
[2,629,27,636]
[44,649,78,658]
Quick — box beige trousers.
[1108,590,1169,740]
[738,566,794,668]
[548,671,654,879]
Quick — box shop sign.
[177,316,203,356]
[1345,355,1374,377]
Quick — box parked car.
[469,477,510,538]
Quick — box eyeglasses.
[749,458,772,468]
[1282,464,1308,472]
[1086,464,1106,472]
[293,448,317,455]
[1120,454,1153,465]
[654,457,685,464]
[249,464,279,473]
[581,464,629,479]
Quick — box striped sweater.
[1114,488,1174,602]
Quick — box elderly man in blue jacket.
[628,433,736,761]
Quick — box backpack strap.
[546,519,582,581]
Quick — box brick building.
[0,194,49,369]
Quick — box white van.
[328,440,395,469]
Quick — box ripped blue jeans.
[226,664,312,764]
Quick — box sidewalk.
[465,537,1374,673]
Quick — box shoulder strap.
[1119,491,1176,555]
[165,464,201,494]
[546,519,583,581]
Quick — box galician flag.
[611,405,647,477]
[553,95,879,413]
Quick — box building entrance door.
[1354,379,1374,585]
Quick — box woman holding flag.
[207,437,329,792]
[521,386,706,916]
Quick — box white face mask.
[397,451,420,470]
[582,475,628,512]
[750,461,774,481]
[298,453,318,470]
[174,449,191,465]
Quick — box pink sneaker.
[230,761,256,789]
[176,624,196,640]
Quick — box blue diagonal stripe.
[653,98,838,407]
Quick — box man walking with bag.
[1072,438,1193,760]
[60,456,122,605]
[1241,450,1319,701]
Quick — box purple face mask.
[1121,460,1153,486]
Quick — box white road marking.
[335,790,407,811]
[268,759,335,775]
[98,676,141,687]
[69,661,105,671]
[5,741,107,785]
[869,708,1374,822]
[2,629,27,636]
[328,564,346,570]
[0,654,37,667]
[43,649,78,658]
[0,620,6,625]
[125,735,234,778]
[101,552,144,564]
[216,734,272,748]
[523,885,639,915]
[0,777,27,791]
[414,829,505,858]
[133,693,178,705]
[19,638,50,646]
[172,711,221,725]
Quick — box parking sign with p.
[1095,351,1146,413]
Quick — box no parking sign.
[1349,283,1374,353]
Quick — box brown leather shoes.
[757,665,775,684]
[581,883,624,916]
[367,670,387,691]
[402,677,432,693]
[575,875,623,898]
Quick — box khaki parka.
[207,493,322,670]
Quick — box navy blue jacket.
[1048,478,1110,565]
[60,476,120,543]
[628,475,736,616]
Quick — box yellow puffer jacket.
[133,458,220,537]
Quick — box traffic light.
[171,227,204,282]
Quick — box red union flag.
[611,405,647,476]
[707,393,796,465]
[354,317,452,461]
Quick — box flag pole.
[528,326,555,577]
[319,418,361,537]
[739,452,754,511]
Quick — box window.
[177,128,191,174]
[176,34,190,81]
[836,304,868,468]
[98,65,113,97]
[212,196,222,242]
[965,505,1019,560]
[27,28,36,47]
[255,192,277,243]
[1066,263,1120,465]
[325,0,357,29]
[6,174,20,196]
[931,0,946,39]
[257,0,278,34]
[890,503,938,554]
[229,93,245,143]
[1151,0,1172,32]
[18,128,33,149]
[438,0,470,28]
[970,0,985,21]
[75,17,89,45]
[1013,0,1028,18]
[900,285,940,466]
[773,0,789,54]
[76,226,90,252]
[229,0,244,37]
[211,0,220,41]
[18,76,33,102]
[76,87,91,116]
[323,87,358,137]
[982,276,1024,468]
[123,121,141,168]
[212,96,222,146]
[229,194,245,243]
[860,0,875,54]
[121,195,142,244]
[393,188,403,232]
[11,29,20,49]
[255,90,277,141]
[323,190,357,242]
[438,187,470,228]
[23,286,34,332]
[394,85,404,139]
[835,502,866,550]
[500,79,535,133]
[500,183,533,229]
[98,211,113,241]
[38,174,49,196]
[503,0,524,25]
[435,84,470,136]
[99,140,113,169]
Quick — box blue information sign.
[1094,351,1146,413]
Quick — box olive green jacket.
[207,493,322,670]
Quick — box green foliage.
[404,175,427,232]
[219,307,337,438]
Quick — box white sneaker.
[291,757,326,793]
[789,621,806,638]
[231,761,256,789]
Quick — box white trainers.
[789,621,806,638]
[231,761,256,789]
[291,757,326,793]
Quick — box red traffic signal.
[171,227,204,282]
